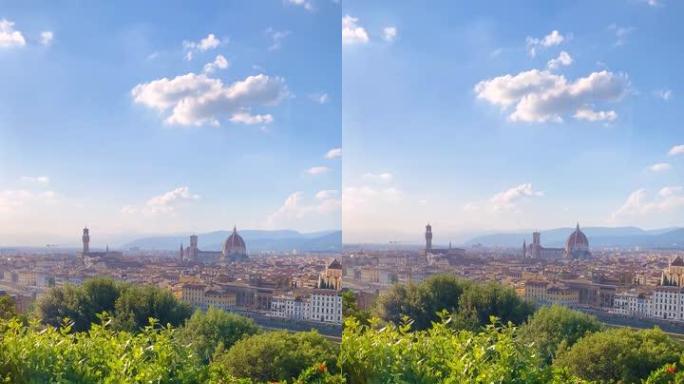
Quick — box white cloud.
[20,176,50,185]
[0,189,56,213]
[474,69,629,123]
[608,24,634,46]
[547,51,573,70]
[526,30,565,57]
[382,26,397,42]
[363,172,393,183]
[325,147,341,159]
[284,0,314,11]
[342,15,369,45]
[306,166,330,175]
[0,19,26,48]
[265,28,291,51]
[183,33,221,60]
[574,108,617,122]
[229,111,273,125]
[649,162,672,172]
[490,183,543,210]
[40,31,53,46]
[131,72,287,126]
[668,145,684,156]
[123,186,199,216]
[203,54,229,73]
[267,190,340,228]
[309,92,329,104]
[613,187,684,219]
[343,185,402,213]
[654,89,672,101]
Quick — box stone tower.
[425,224,433,253]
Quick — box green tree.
[210,330,338,382]
[375,274,533,331]
[341,290,370,327]
[112,284,192,331]
[0,295,16,320]
[554,327,683,384]
[518,305,603,363]
[178,307,259,363]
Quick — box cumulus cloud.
[183,33,221,61]
[265,28,291,51]
[669,145,684,156]
[0,19,26,48]
[309,92,329,104]
[382,26,397,42]
[284,0,313,11]
[574,108,617,122]
[306,166,330,175]
[654,89,672,101]
[40,31,53,46]
[342,15,369,45]
[649,163,672,172]
[131,72,288,126]
[489,183,543,211]
[123,186,199,216]
[229,111,273,125]
[203,54,229,73]
[325,147,341,159]
[20,176,50,185]
[343,185,402,213]
[474,69,629,123]
[613,187,684,219]
[526,30,565,57]
[547,51,573,70]
[267,190,340,228]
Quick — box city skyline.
[0,1,341,246]
[342,0,684,243]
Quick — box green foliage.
[0,316,208,383]
[554,327,683,384]
[340,315,565,384]
[35,277,192,332]
[178,307,260,363]
[341,290,370,327]
[375,274,533,331]
[518,305,603,363]
[0,295,17,320]
[210,330,339,383]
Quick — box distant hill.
[122,229,341,253]
[465,226,684,249]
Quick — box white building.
[611,289,651,317]
[271,294,310,320]
[650,286,684,321]
[309,290,342,324]
[270,289,342,325]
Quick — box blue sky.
[0,0,341,246]
[342,0,684,243]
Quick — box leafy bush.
[554,327,683,384]
[178,307,260,363]
[210,330,339,383]
[518,305,603,363]
[340,314,559,384]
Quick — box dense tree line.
[374,274,534,330]
[35,277,192,332]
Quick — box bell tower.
[425,224,433,253]
[82,227,90,254]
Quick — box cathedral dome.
[565,223,590,257]
[223,226,247,257]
